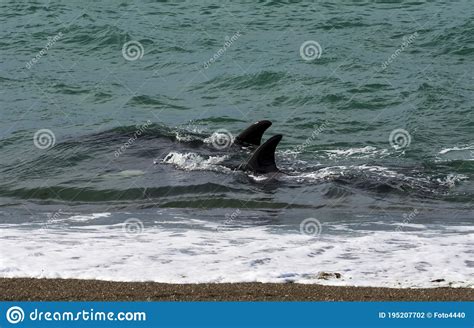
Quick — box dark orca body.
[159,121,450,196]
[233,121,283,174]
[238,135,282,174]
[234,120,272,147]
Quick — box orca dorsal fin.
[244,134,282,173]
[235,120,272,146]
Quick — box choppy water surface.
[0,1,472,287]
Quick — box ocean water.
[0,1,473,288]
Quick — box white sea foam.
[321,146,390,159]
[437,145,474,162]
[161,152,230,172]
[102,170,145,178]
[247,174,271,181]
[0,216,472,288]
[281,146,391,162]
[439,145,474,155]
[289,165,402,182]
[434,174,468,188]
[65,212,111,223]
[175,132,193,142]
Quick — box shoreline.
[0,278,472,301]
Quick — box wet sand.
[0,278,472,301]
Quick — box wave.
[193,71,288,91]
[127,95,189,110]
[423,20,474,56]
[436,144,474,163]
[0,183,239,203]
[0,124,471,205]
[1,218,472,288]
[318,146,390,159]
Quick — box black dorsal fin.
[244,134,282,173]
[235,120,272,146]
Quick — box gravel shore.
[1,278,472,301]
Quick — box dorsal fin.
[243,134,282,173]
[235,120,272,146]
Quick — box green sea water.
[0,1,472,286]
